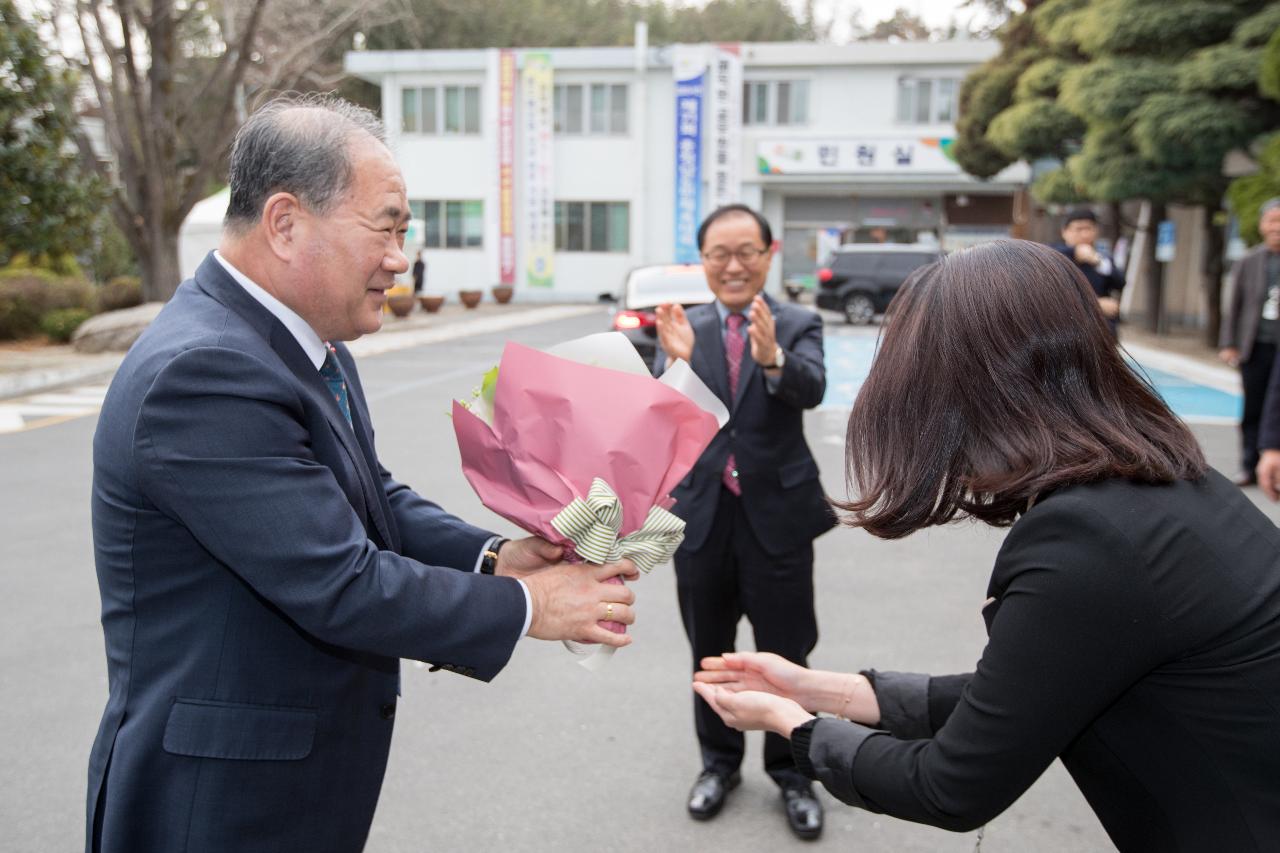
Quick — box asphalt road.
[1,307,1273,853]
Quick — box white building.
[345,35,1028,302]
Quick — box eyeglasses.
[702,246,769,267]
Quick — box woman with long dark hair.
[692,240,1280,850]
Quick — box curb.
[0,357,125,400]
[0,305,604,402]
[1122,341,1241,395]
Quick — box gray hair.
[1261,198,1280,220]
[224,93,386,232]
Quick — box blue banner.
[674,69,705,264]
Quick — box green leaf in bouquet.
[481,365,499,412]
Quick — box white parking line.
[0,382,111,434]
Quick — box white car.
[610,264,713,364]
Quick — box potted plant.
[458,288,483,309]
[418,293,445,313]
[385,285,415,317]
[491,284,514,304]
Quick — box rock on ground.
[73,302,165,353]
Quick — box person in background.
[1053,208,1125,338]
[694,239,1280,852]
[412,248,427,294]
[1221,198,1280,488]
[654,204,835,840]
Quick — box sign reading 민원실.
[497,49,517,286]
[757,138,960,175]
[673,46,706,265]
[523,52,555,288]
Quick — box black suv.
[815,244,942,324]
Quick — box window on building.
[554,83,628,135]
[554,202,629,252]
[400,85,480,135]
[896,77,961,125]
[411,200,483,248]
[936,78,957,122]
[742,80,809,126]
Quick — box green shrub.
[97,276,144,312]
[0,269,94,339]
[2,252,83,277]
[0,287,41,340]
[40,308,92,342]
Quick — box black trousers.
[674,488,817,790]
[1240,341,1277,472]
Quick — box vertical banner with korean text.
[710,44,742,210]
[498,49,517,286]
[523,52,554,288]
[673,46,706,264]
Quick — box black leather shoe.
[687,770,740,820]
[782,786,823,840]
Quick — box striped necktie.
[722,313,745,495]
[319,344,353,427]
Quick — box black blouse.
[795,472,1280,852]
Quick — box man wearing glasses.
[655,204,835,840]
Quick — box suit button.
[379,702,396,720]
[730,429,737,438]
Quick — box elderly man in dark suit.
[1221,198,1280,488]
[86,95,636,853]
[655,204,835,840]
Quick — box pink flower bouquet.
[452,332,728,669]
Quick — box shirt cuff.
[515,579,533,638]
[863,669,933,739]
[804,717,883,809]
[1096,256,1113,276]
[474,536,532,640]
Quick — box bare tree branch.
[176,0,270,216]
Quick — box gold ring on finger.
[605,603,614,621]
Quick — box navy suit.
[87,254,527,852]
[657,296,835,787]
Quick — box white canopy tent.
[178,187,229,281]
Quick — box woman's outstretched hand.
[696,652,882,724]
[695,651,814,707]
[692,681,813,737]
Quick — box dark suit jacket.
[656,296,835,556]
[1052,243,1125,300]
[1219,244,1277,363]
[799,472,1280,851]
[87,254,527,853]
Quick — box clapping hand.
[747,296,780,367]
[655,303,695,364]
[1073,243,1101,266]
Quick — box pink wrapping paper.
[452,342,721,549]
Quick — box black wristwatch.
[479,538,508,575]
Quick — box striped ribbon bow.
[550,478,685,570]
